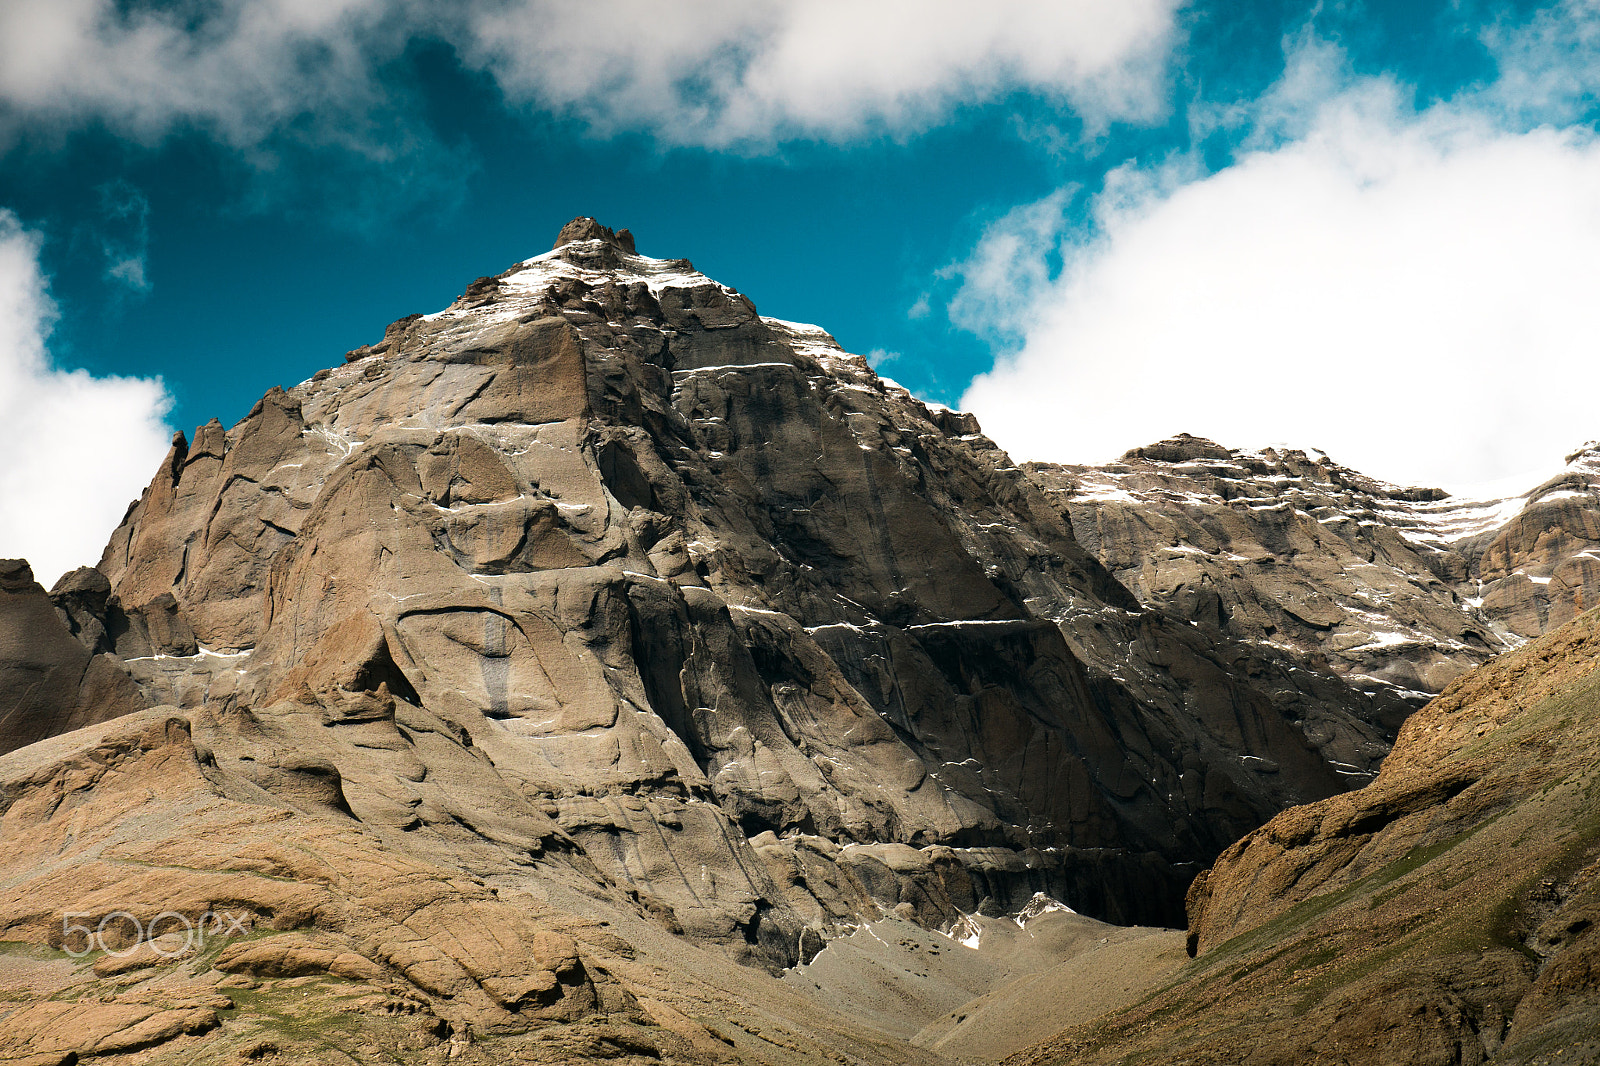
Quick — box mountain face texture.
[1007,604,1600,1066]
[1027,434,1600,715]
[0,221,1397,1062]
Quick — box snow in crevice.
[305,424,363,461]
[1012,892,1076,926]
[943,913,983,950]
[124,644,253,663]
[672,361,798,376]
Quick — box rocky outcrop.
[554,216,637,254]
[0,709,936,1064]
[1027,434,1600,715]
[51,563,199,659]
[1009,605,1600,1066]
[0,559,145,754]
[1473,441,1600,637]
[0,222,1400,1060]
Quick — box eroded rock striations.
[0,221,1393,1061]
[1028,434,1600,718]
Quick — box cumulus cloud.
[0,0,405,148]
[462,0,1183,145]
[957,35,1600,491]
[943,188,1072,344]
[0,212,172,587]
[0,0,1182,152]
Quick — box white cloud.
[943,189,1073,344]
[0,0,487,229]
[1481,0,1600,127]
[0,0,1182,153]
[0,0,404,148]
[462,0,1183,145]
[0,212,172,587]
[958,40,1600,491]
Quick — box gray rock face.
[0,225,1401,1056]
[1028,434,1600,715]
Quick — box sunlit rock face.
[1029,434,1600,719]
[0,221,1400,1058]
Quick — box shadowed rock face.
[0,223,1399,1060]
[1009,606,1600,1066]
[1027,434,1600,716]
[0,559,145,753]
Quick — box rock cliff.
[1027,434,1600,716]
[0,221,1395,1061]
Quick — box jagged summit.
[552,216,636,254]
[1113,433,1446,501]
[1120,433,1233,464]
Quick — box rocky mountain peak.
[0,222,1430,1058]
[1120,433,1233,463]
[553,216,637,255]
[85,216,1396,925]
[0,557,40,594]
[1564,439,1600,469]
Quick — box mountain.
[0,220,1394,1062]
[1026,434,1600,716]
[1010,602,1600,1065]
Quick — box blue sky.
[2,0,1598,583]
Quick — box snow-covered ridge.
[1065,444,1597,550]
[937,893,1077,952]
[1060,436,1599,556]
[504,238,718,298]
[413,237,748,328]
